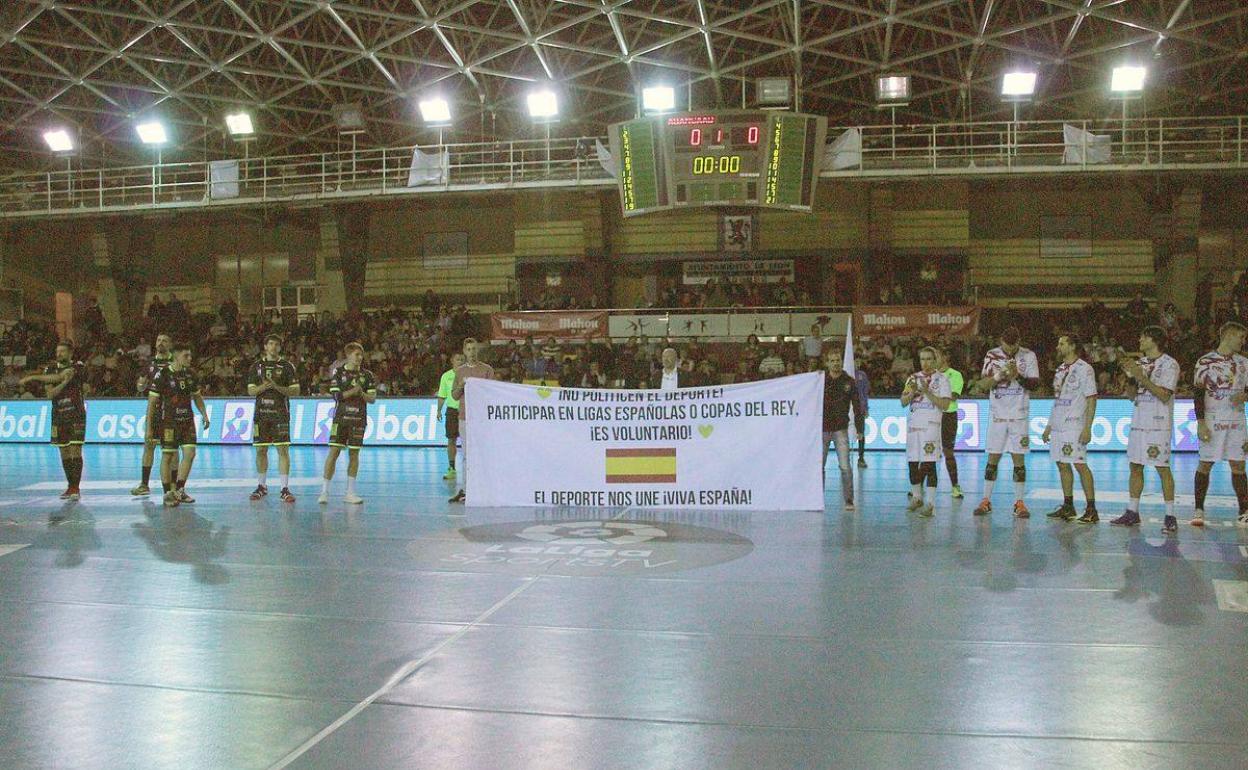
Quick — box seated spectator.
[758,345,786,377]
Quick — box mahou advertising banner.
[853,305,981,337]
[490,311,609,341]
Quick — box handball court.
[1,444,1246,769]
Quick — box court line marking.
[19,477,326,491]
[1027,488,1241,509]
[268,578,539,769]
[0,544,29,558]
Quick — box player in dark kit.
[247,334,300,502]
[148,344,210,507]
[132,332,173,497]
[19,342,87,500]
[319,342,376,506]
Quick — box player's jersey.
[248,357,298,420]
[329,367,377,426]
[1131,353,1179,431]
[45,360,86,418]
[144,352,172,387]
[1050,358,1097,431]
[906,370,951,429]
[150,367,201,425]
[982,346,1039,420]
[1194,351,1248,424]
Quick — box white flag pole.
[844,315,857,442]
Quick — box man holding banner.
[449,338,495,505]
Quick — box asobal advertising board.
[0,398,447,446]
[0,397,1230,451]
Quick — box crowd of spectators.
[508,279,814,312]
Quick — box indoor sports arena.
[2,2,1248,768]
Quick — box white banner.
[464,373,825,510]
[408,147,449,186]
[1062,124,1111,165]
[209,159,240,199]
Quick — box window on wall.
[263,284,319,323]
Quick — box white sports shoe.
[317,491,328,505]
[344,493,364,505]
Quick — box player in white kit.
[973,328,1041,519]
[1041,333,1099,523]
[1111,326,1180,533]
[900,347,953,517]
[1191,321,1248,526]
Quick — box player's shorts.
[987,418,1030,455]
[906,425,943,462]
[253,417,291,447]
[50,414,86,447]
[1049,430,1088,465]
[1127,428,1171,467]
[329,419,365,449]
[1198,420,1248,463]
[160,421,198,452]
[444,407,460,440]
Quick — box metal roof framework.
[0,0,1246,169]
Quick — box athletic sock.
[1064,495,1074,507]
[162,481,171,493]
[1165,500,1174,518]
[910,483,921,500]
[258,472,267,487]
[1231,473,1248,512]
[321,479,331,495]
[141,465,152,486]
[281,474,289,489]
[983,479,996,499]
[1194,470,1211,510]
[1014,481,1025,502]
[1129,496,1140,512]
[176,479,186,491]
[347,476,356,495]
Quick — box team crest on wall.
[719,214,756,253]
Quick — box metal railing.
[0,115,1244,218]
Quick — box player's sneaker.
[67,489,80,502]
[857,458,867,469]
[449,490,466,503]
[1110,510,1141,527]
[443,467,456,480]
[131,484,151,497]
[1046,504,1077,521]
[344,493,364,505]
[844,499,855,511]
[1013,501,1030,519]
[249,485,268,501]
[1191,509,1205,527]
[177,490,195,504]
[1077,508,1099,524]
[280,488,296,503]
[317,492,328,505]
[59,488,74,500]
[919,502,934,517]
[951,485,964,499]
[162,490,180,507]
[906,496,924,512]
[973,498,992,516]
[1238,511,1248,526]
[1161,515,1178,534]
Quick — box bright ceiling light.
[875,74,911,104]
[225,112,254,136]
[1111,65,1146,93]
[42,128,74,153]
[527,88,559,119]
[135,120,167,145]
[418,97,452,124]
[1001,71,1037,98]
[641,85,675,113]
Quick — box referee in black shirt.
[823,350,865,509]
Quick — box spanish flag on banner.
[605,448,677,484]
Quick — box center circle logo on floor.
[408,518,754,575]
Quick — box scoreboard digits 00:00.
[691,155,742,175]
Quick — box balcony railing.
[0,115,1243,218]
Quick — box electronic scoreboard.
[608,110,828,217]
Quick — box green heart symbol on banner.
[536,387,553,399]
[698,425,714,438]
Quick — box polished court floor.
[1,444,1246,769]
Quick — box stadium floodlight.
[225,111,254,136]
[418,96,452,125]
[875,74,911,105]
[527,88,559,120]
[42,128,74,153]
[135,120,168,145]
[641,85,676,114]
[1111,65,1146,94]
[1001,71,1037,99]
